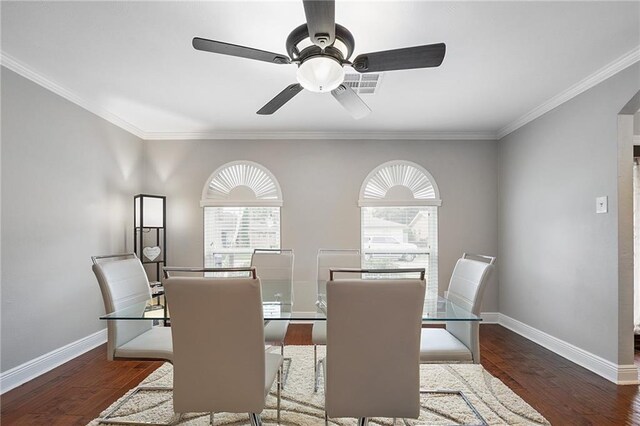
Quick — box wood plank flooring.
[1,324,639,425]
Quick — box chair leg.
[358,418,369,426]
[324,410,328,426]
[276,342,294,390]
[277,365,282,424]
[315,357,325,393]
[249,413,262,426]
[209,412,214,425]
[280,342,290,390]
[313,345,318,392]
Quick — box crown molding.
[1,51,147,139]
[497,45,640,140]
[142,131,497,141]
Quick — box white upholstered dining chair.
[420,253,496,364]
[325,269,426,425]
[312,248,361,391]
[92,254,175,425]
[92,253,173,362]
[164,268,282,426]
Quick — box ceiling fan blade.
[257,84,304,115]
[302,0,335,47]
[352,43,446,73]
[193,37,291,64]
[331,84,371,120]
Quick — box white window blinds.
[361,206,438,287]
[204,206,281,268]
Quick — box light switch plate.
[596,196,608,214]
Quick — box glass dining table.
[98,275,486,425]
[99,283,481,323]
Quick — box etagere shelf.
[133,194,166,290]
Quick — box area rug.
[88,346,549,426]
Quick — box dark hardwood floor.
[1,324,639,425]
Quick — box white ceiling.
[1,1,639,140]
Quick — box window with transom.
[201,161,282,268]
[359,161,440,291]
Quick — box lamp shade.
[134,195,165,228]
[296,56,345,93]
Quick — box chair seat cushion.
[115,326,173,362]
[265,353,284,396]
[312,321,326,345]
[420,328,472,363]
[264,320,289,344]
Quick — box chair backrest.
[326,276,426,419]
[446,253,495,315]
[164,274,266,414]
[316,249,361,300]
[446,253,496,363]
[91,254,152,361]
[250,249,294,303]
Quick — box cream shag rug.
[89,346,549,426]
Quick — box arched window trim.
[358,160,441,207]
[200,160,283,207]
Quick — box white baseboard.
[497,313,639,385]
[480,312,500,323]
[616,364,640,385]
[0,328,107,394]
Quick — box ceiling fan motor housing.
[286,23,355,63]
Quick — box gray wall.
[1,68,144,372]
[0,65,499,373]
[498,64,640,364]
[143,138,499,313]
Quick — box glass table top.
[100,295,480,322]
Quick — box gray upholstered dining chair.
[312,248,361,391]
[325,269,426,425]
[250,249,294,379]
[420,253,496,364]
[91,253,172,362]
[164,268,282,426]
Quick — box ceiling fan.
[192,0,446,119]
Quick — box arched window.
[359,161,440,289]
[201,161,282,268]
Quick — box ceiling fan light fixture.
[296,56,345,93]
